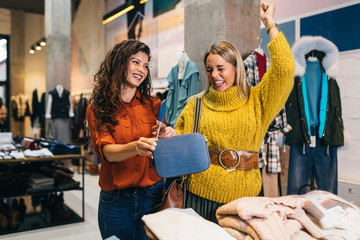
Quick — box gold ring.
[218,148,240,170]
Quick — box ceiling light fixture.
[40,37,46,46]
[35,42,42,51]
[29,46,35,54]
[140,0,149,3]
[29,37,46,55]
[102,1,135,24]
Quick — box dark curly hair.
[89,40,154,134]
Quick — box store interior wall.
[71,0,105,96]
[72,0,360,186]
[24,13,46,137]
[104,0,185,81]
[0,0,359,193]
[262,0,360,190]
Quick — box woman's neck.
[121,87,137,103]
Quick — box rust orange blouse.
[86,90,162,191]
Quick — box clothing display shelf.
[0,153,85,236]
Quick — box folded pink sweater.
[216,196,324,240]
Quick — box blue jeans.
[98,180,164,240]
[287,134,338,195]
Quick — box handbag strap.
[192,97,202,133]
[176,98,202,184]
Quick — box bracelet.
[266,23,279,34]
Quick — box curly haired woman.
[86,40,164,240]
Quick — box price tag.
[309,135,316,148]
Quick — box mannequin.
[285,36,344,195]
[56,84,64,97]
[46,84,75,168]
[45,84,74,119]
[177,51,189,80]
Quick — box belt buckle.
[218,148,240,171]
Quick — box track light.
[40,37,46,46]
[29,37,46,55]
[29,46,35,54]
[35,42,42,50]
[102,1,135,24]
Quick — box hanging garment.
[165,59,199,127]
[11,94,31,121]
[285,37,344,146]
[74,94,88,138]
[31,89,40,128]
[285,36,344,195]
[244,51,291,174]
[39,92,47,138]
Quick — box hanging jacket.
[11,94,31,121]
[244,51,291,174]
[166,60,199,127]
[31,89,40,127]
[285,36,344,146]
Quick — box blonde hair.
[194,41,249,99]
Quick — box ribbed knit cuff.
[267,32,294,65]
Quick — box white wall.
[337,50,360,183]
[272,0,360,183]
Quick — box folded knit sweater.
[215,196,324,239]
[175,33,295,203]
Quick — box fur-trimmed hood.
[291,36,339,78]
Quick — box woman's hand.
[134,137,157,158]
[260,2,279,40]
[260,2,276,27]
[102,137,157,162]
[159,126,177,139]
[151,122,177,139]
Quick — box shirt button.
[135,126,138,130]
[133,116,135,119]
[134,182,137,185]
[136,169,139,172]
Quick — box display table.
[0,153,85,235]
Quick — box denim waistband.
[123,186,143,193]
[310,126,319,136]
[120,180,163,193]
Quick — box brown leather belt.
[208,146,259,171]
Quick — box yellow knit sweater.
[175,33,295,204]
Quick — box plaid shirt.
[244,51,291,174]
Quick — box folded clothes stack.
[215,190,360,240]
[29,173,54,189]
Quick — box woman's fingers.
[260,2,275,24]
[151,121,166,138]
[136,137,157,157]
[159,127,176,139]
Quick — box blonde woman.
[155,2,295,222]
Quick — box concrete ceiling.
[0,0,82,17]
[0,0,45,14]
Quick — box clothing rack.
[72,92,91,102]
